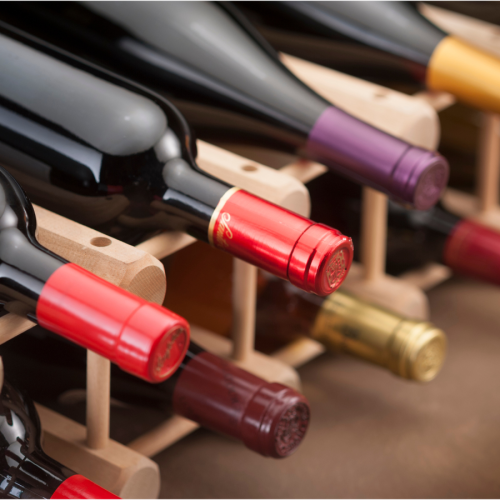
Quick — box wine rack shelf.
[2,29,496,496]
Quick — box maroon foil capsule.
[172,352,310,458]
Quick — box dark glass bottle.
[1,331,310,459]
[236,2,428,86]
[0,162,189,383]
[0,376,119,498]
[307,171,500,285]
[240,1,500,115]
[0,2,449,210]
[0,21,352,297]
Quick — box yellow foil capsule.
[427,35,500,114]
[311,291,447,382]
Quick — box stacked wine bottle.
[0,2,496,498]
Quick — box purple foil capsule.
[307,107,449,210]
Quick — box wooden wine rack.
[3,12,497,494]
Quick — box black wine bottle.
[1,329,310,459]
[0,2,449,210]
[236,2,428,86]
[0,374,119,498]
[0,161,189,383]
[307,172,500,285]
[241,1,500,115]
[0,21,353,296]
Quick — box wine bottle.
[0,22,352,297]
[0,375,119,498]
[243,2,500,115]
[1,331,310,459]
[161,239,447,381]
[237,2,428,86]
[307,172,500,285]
[0,163,189,383]
[256,277,447,382]
[0,3,449,210]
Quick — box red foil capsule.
[37,263,189,383]
[173,351,310,458]
[209,188,353,296]
[443,219,500,285]
[51,475,119,499]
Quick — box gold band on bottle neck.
[311,291,447,382]
[207,187,241,247]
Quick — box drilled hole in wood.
[242,165,258,172]
[90,237,112,247]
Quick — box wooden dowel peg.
[360,187,388,281]
[128,416,200,458]
[231,259,257,362]
[86,351,110,450]
[476,113,500,214]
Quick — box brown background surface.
[147,276,500,498]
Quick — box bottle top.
[389,320,447,382]
[240,383,310,458]
[427,36,500,115]
[312,290,447,382]
[37,263,189,382]
[443,218,500,286]
[307,106,449,210]
[209,189,353,296]
[288,223,353,296]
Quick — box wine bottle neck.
[0,171,65,313]
[388,201,461,264]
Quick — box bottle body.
[240,1,500,115]
[0,22,353,296]
[0,2,449,209]
[0,377,119,498]
[1,331,310,459]
[237,2,428,85]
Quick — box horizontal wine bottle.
[1,331,310,459]
[161,241,446,381]
[256,276,447,382]
[0,22,352,297]
[0,163,189,383]
[248,2,500,114]
[0,375,119,499]
[236,3,427,85]
[307,172,500,285]
[0,2,449,210]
